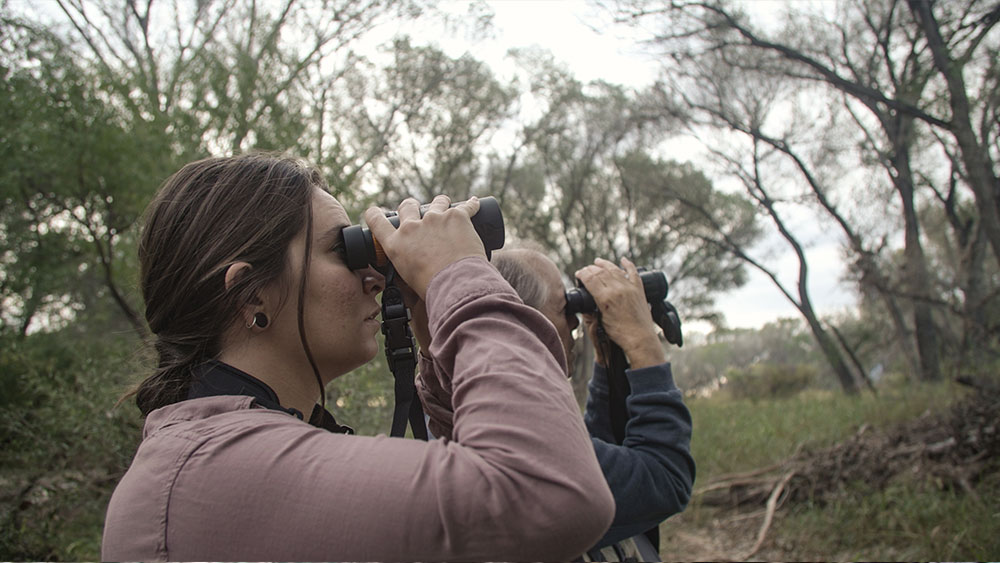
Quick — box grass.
[662,378,997,560]
[779,474,1000,561]
[685,379,969,480]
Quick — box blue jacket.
[585,362,696,549]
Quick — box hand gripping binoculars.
[341,197,504,441]
[341,196,505,271]
[566,269,684,347]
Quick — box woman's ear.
[225,262,266,330]
[224,261,253,291]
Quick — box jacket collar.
[188,360,353,434]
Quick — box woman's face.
[266,188,385,381]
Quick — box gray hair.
[491,249,549,310]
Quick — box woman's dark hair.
[134,153,326,416]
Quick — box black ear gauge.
[249,312,269,329]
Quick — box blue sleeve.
[584,363,615,443]
[587,362,696,549]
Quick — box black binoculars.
[566,270,684,347]
[341,196,505,271]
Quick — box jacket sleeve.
[415,352,454,440]
[584,363,616,443]
[408,256,615,559]
[586,362,696,548]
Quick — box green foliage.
[0,331,144,561]
[0,16,174,337]
[725,362,819,401]
[671,331,761,393]
[674,317,830,396]
[492,54,759,321]
[367,37,520,203]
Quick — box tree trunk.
[855,250,923,377]
[908,0,1000,267]
[959,223,994,366]
[802,307,860,394]
[890,116,942,381]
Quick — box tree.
[4,1,433,335]
[471,55,757,402]
[0,16,172,339]
[619,0,999,262]
[608,0,1000,383]
[491,54,758,324]
[357,38,519,204]
[639,44,866,392]
[907,0,1000,267]
[672,318,829,398]
[40,0,421,156]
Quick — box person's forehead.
[312,188,350,228]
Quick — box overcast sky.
[425,0,860,332]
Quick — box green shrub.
[725,362,820,401]
[0,331,144,561]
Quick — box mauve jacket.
[418,355,695,557]
[101,257,615,562]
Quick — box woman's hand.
[575,257,666,369]
[365,195,485,299]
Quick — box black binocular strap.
[389,355,428,439]
[381,272,428,441]
[595,322,660,554]
[595,323,631,445]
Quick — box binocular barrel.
[565,270,669,315]
[341,196,505,271]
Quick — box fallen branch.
[740,470,795,561]
[723,508,767,524]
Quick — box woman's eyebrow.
[318,224,349,246]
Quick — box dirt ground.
[658,507,810,562]
[660,510,753,561]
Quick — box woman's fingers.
[364,195,485,298]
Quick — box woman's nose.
[360,267,385,295]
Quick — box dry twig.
[739,470,795,561]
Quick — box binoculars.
[566,270,684,347]
[341,197,505,271]
[565,271,667,315]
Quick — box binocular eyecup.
[341,196,505,271]
[566,270,683,347]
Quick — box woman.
[101,153,614,561]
